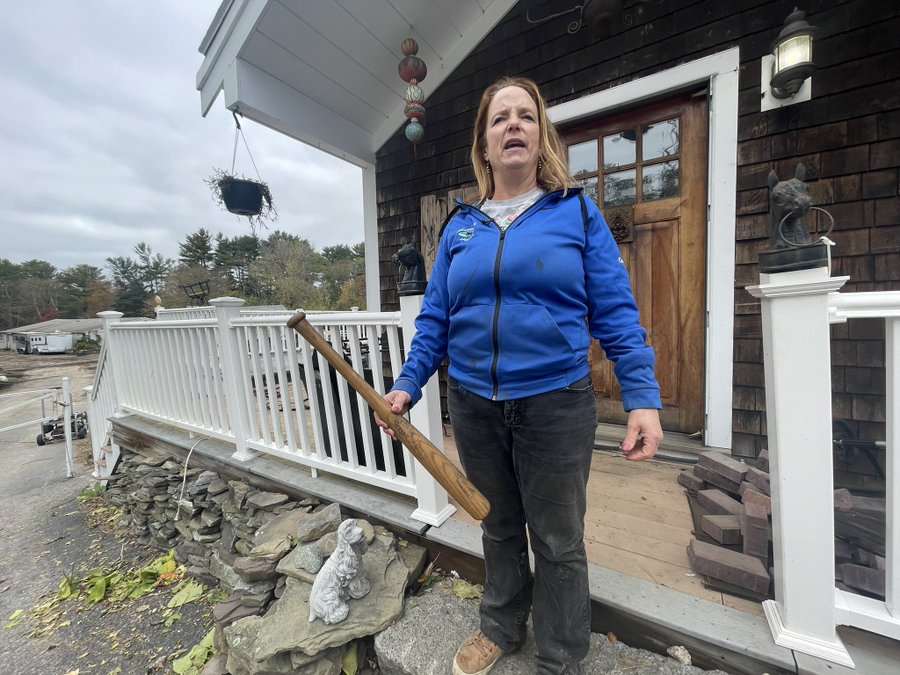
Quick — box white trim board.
[548,48,739,450]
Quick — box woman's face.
[483,85,541,178]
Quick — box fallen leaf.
[5,609,23,629]
[341,640,359,675]
[451,579,483,600]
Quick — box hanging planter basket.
[220,177,266,216]
[205,112,277,231]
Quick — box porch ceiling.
[197,0,517,167]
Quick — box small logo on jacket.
[457,227,475,241]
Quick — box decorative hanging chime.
[398,38,427,144]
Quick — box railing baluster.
[887,316,899,618]
[385,324,414,481]
[328,323,359,470]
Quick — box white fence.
[748,267,899,667]
[0,381,76,478]
[90,298,454,525]
[84,341,119,479]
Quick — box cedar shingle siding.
[375,0,899,459]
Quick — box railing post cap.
[209,297,247,307]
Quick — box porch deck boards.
[441,432,764,617]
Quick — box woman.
[377,76,663,675]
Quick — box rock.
[249,535,293,563]
[667,645,692,665]
[255,508,316,547]
[397,540,428,585]
[199,652,228,675]
[233,556,278,582]
[247,491,290,510]
[219,521,238,554]
[291,544,325,575]
[228,480,253,508]
[234,539,253,556]
[317,531,338,557]
[375,586,720,675]
[234,578,277,595]
[253,534,409,661]
[207,478,229,495]
[209,551,244,591]
[297,503,343,543]
[235,590,273,609]
[225,617,337,674]
[194,532,223,544]
[200,510,223,528]
[213,597,265,626]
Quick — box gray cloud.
[0,1,364,273]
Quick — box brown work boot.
[452,631,503,675]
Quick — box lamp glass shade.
[774,35,812,72]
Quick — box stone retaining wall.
[105,448,426,675]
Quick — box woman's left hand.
[621,409,663,461]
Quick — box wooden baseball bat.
[287,312,490,521]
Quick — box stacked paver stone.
[678,450,773,598]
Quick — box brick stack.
[679,450,772,598]
[834,488,887,599]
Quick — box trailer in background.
[18,332,74,354]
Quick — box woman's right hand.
[374,390,412,439]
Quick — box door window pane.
[642,118,679,161]
[568,140,598,177]
[602,132,636,169]
[642,160,680,201]
[577,176,598,204]
[603,169,636,206]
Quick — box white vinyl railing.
[84,340,119,479]
[90,297,454,525]
[748,267,900,668]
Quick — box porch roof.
[196,0,518,167]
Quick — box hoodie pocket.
[498,304,577,380]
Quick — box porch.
[85,286,899,673]
[106,412,891,675]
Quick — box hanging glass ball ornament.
[405,120,425,143]
[404,101,425,121]
[398,50,427,83]
[405,82,424,104]
[401,38,418,57]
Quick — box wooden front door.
[562,94,708,434]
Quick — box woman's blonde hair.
[470,76,575,203]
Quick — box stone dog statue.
[308,518,371,624]
[392,242,427,295]
[768,163,813,249]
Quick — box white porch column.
[747,267,852,667]
[362,164,381,312]
[399,294,456,526]
[210,297,256,462]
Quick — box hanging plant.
[206,168,276,228]
[205,111,278,231]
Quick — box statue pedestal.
[397,280,427,296]
[759,242,828,274]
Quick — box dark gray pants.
[448,375,597,674]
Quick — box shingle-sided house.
[197,0,898,462]
[78,1,896,670]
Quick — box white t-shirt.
[481,187,545,231]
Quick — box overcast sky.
[0,1,364,275]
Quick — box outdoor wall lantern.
[761,7,818,111]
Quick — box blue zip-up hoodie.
[392,188,662,411]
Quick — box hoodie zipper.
[465,190,566,400]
